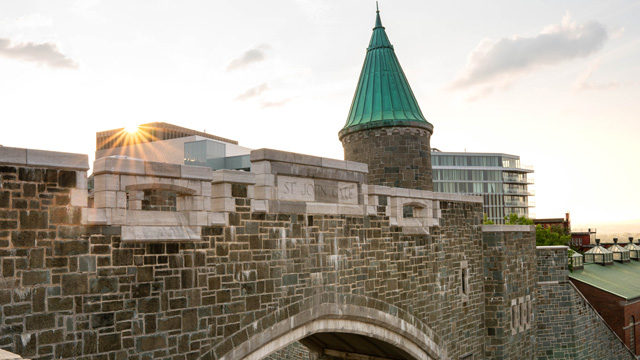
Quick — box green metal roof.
[570,261,640,300]
[339,5,433,140]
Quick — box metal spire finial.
[376,1,379,13]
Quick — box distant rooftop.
[96,122,237,151]
[570,261,640,300]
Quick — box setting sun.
[124,125,139,134]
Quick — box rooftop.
[570,261,640,300]
[339,5,432,139]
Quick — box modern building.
[95,122,252,171]
[533,213,571,233]
[431,150,534,224]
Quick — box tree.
[535,225,571,246]
[483,214,494,225]
[504,213,534,225]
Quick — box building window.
[461,261,469,302]
[403,205,414,218]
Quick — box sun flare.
[124,125,139,134]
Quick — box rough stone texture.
[341,126,433,191]
[482,226,537,359]
[0,151,632,360]
[535,247,635,360]
[0,160,486,360]
[262,342,309,360]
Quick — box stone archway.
[217,302,443,360]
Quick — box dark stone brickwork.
[482,227,537,359]
[0,163,486,360]
[341,126,433,191]
[535,247,635,360]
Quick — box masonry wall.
[535,247,635,360]
[482,225,537,360]
[341,126,433,191]
[0,153,487,360]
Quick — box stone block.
[90,277,118,294]
[338,204,364,216]
[58,170,77,188]
[19,210,48,229]
[22,270,50,286]
[208,212,227,225]
[116,191,127,209]
[98,333,121,352]
[138,297,160,313]
[70,188,88,207]
[26,149,89,170]
[321,157,347,170]
[91,313,115,329]
[11,231,36,247]
[180,165,213,180]
[136,333,166,352]
[345,160,368,173]
[55,240,89,256]
[61,273,88,295]
[255,174,276,187]
[211,183,232,198]
[253,186,274,200]
[251,200,268,213]
[211,169,255,185]
[211,198,236,212]
[306,203,338,215]
[93,157,145,176]
[94,191,117,209]
[38,329,64,345]
[250,160,271,174]
[0,147,27,165]
[144,161,181,178]
[93,174,120,192]
[82,208,107,225]
[25,313,55,330]
[201,183,212,197]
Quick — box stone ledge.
[211,169,255,184]
[121,225,201,242]
[250,148,368,174]
[93,157,212,180]
[0,146,89,170]
[483,224,536,232]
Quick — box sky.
[0,0,639,229]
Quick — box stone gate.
[0,146,632,360]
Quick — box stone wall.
[535,247,635,360]
[482,225,537,360]
[0,147,487,360]
[340,126,433,191]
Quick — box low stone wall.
[535,247,635,359]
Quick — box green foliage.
[535,225,571,246]
[567,248,575,272]
[483,214,494,225]
[504,213,534,225]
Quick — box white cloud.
[573,59,633,91]
[2,13,53,30]
[235,83,269,101]
[0,38,79,69]
[227,44,271,72]
[261,98,292,108]
[450,13,608,90]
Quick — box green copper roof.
[570,261,640,300]
[339,5,433,139]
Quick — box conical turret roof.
[339,5,433,140]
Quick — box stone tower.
[339,6,434,191]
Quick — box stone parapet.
[0,146,89,170]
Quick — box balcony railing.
[503,176,534,184]
[504,188,535,196]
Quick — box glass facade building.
[184,139,250,171]
[431,151,534,224]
